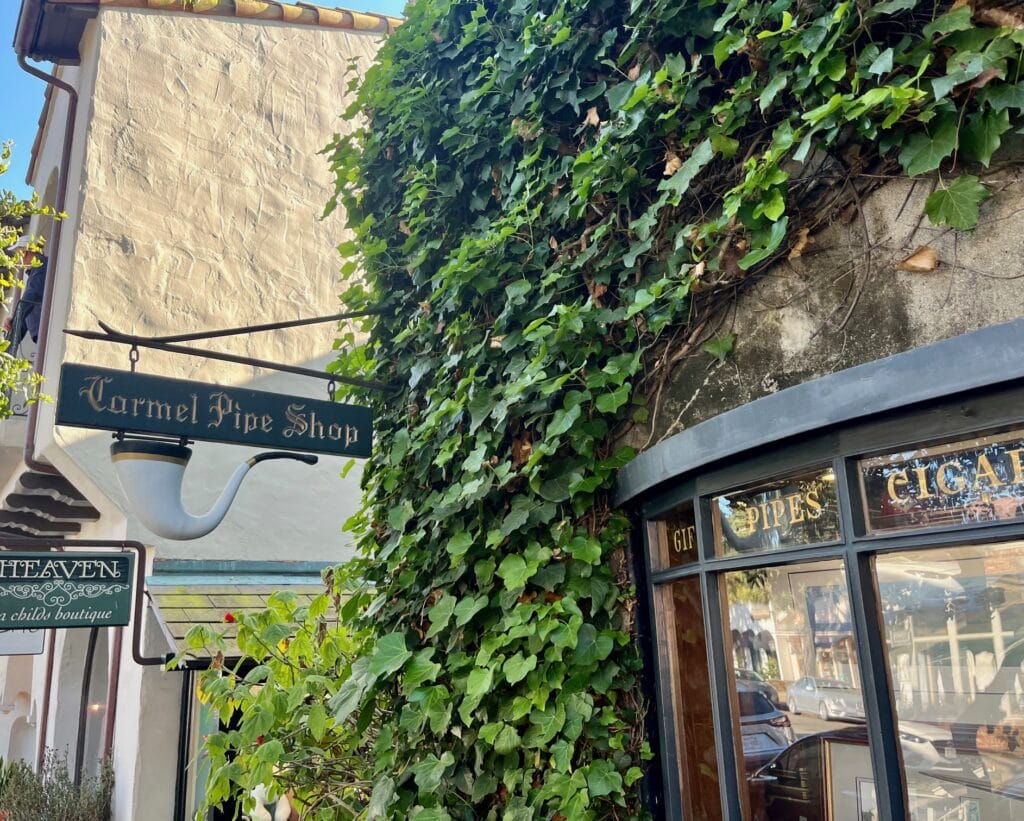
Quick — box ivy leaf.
[923,6,973,39]
[981,82,1024,112]
[446,531,473,562]
[658,139,713,205]
[493,724,522,754]
[307,703,327,741]
[426,594,457,639]
[368,633,413,677]
[898,117,958,176]
[497,555,530,589]
[573,624,614,665]
[411,752,455,794]
[329,656,376,723]
[924,175,991,230]
[453,595,488,626]
[502,652,538,684]
[586,760,623,798]
[867,0,917,16]
[867,47,893,76]
[702,333,736,362]
[960,109,1010,167]
[366,776,396,820]
[403,649,442,693]
[388,501,414,532]
[410,808,452,821]
[759,73,788,112]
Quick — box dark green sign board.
[0,552,134,629]
[56,364,372,458]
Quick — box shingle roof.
[99,0,401,34]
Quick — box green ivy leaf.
[981,82,1024,112]
[702,333,736,363]
[898,117,958,176]
[403,649,442,693]
[368,633,413,677]
[366,776,396,819]
[586,759,623,798]
[502,652,538,684]
[573,624,614,665]
[453,595,488,626]
[426,594,457,639]
[922,6,973,39]
[659,139,714,205]
[924,175,991,230]
[411,752,455,795]
[960,108,1010,167]
[307,703,327,741]
[497,555,530,589]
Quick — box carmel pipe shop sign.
[56,364,372,458]
[0,553,134,629]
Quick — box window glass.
[860,428,1024,534]
[713,467,841,556]
[649,501,697,571]
[655,576,723,820]
[876,542,1024,819]
[725,559,871,820]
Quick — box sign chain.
[327,379,337,402]
[129,345,140,373]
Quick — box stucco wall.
[641,151,1024,447]
[37,8,383,561]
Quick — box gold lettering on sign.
[671,524,697,554]
[283,404,307,438]
[80,376,113,412]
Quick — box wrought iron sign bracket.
[65,308,394,393]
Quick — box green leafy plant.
[319,0,1024,816]
[0,749,113,821]
[0,140,59,417]
[197,1,1024,818]
[186,576,380,820]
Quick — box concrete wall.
[34,7,382,561]
[641,150,1024,447]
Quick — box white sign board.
[0,629,45,655]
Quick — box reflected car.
[748,724,1015,821]
[736,668,782,707]
[787,676,864,721]
[739,687,796,772]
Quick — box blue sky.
[0,0,406,200]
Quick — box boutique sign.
[0,553,134,629]
[56,364,372,458]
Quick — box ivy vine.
[198,1,1024,818]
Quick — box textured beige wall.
[64,8,381,377]
[42,8,383,563]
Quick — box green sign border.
[0,552,135,629]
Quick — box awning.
[146,560,332,669]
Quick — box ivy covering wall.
[197,1,1024,818]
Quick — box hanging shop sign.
[0,552,134,629]
[860,427,1024,533]
[56,364,372,458]
[0,629,45,655]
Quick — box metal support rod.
[143,308,385,344]
[64,326,393,393]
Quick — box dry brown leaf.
[692,260,706,279]
[895,246,939,272]
[512,437,533,468]
[788,226,812,260]
[548,236,559,250]
[968,67,1003,89]
[627,64,641,81]
[663,151,682,177]
[398,220,411,235]
[584,106,600,127]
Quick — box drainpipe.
[16,55,78,476]
[102,626,123,758]
[74,626,99,785]
[36,628,56,771]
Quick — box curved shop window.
[626,327,1024,821]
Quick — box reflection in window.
[655,577,722,820]
[877,542,1024,818]
[713,468,841,556]
[725,560,871,820]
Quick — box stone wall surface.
[643,150,1024,448]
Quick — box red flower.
[256,736,264,745]
[224,613,236,623]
